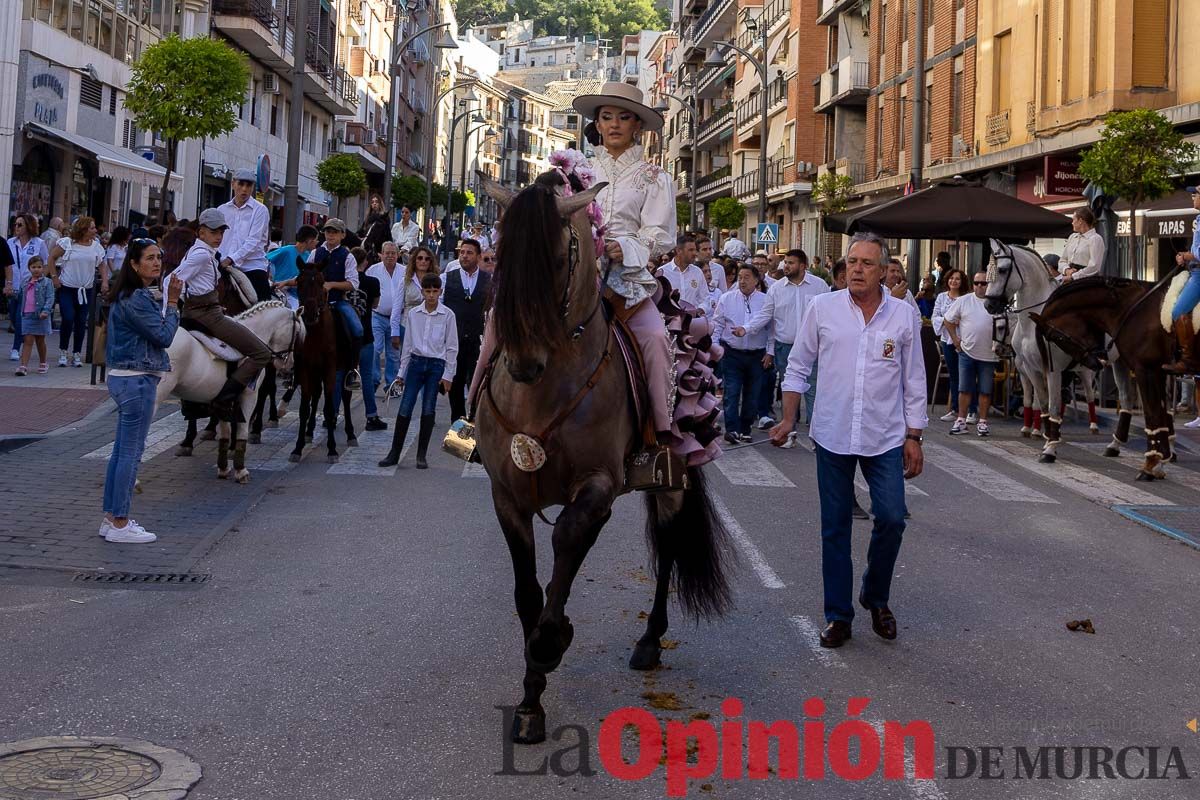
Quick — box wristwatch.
[906,433,924,444]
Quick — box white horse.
[985,242,1129,462]
[158,301,305,482]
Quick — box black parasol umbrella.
[824,177,1073,241]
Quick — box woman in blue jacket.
[100,239,183,544]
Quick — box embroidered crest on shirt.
[882,338,896,360]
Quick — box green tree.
[430,182,449,210]
[316,153,368,219]
[456,0,669,40]
[125,35,249,220]
[708,197,746,232]
[812,172,855,260]
[1079,109,1198,274]
[677,199,690,230]
[450,190,470,215]
[452,0,508,25]
[392,174,427,212]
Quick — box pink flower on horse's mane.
[549,148,606,253]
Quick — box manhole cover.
[0,738,200,800]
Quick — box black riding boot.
[378,414,412,467]
[211,378,247,421]
[415,414,436,469]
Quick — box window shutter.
[1131,0,1168,87]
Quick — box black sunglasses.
[973,280,988,286]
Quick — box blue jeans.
[398,355,444,418]
[333,299,363,340]
[775,342,817,424]
[940,341,977,414]
[721,346,765,436]
[958,354,997,397]
[359,341,378,417]
[103,374,160,519]
[815,443,907,624]
[57,286,92,353]
[7,296,22,351]
[372,312,400,385]
[1172,267,1200,320]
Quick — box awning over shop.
[25,122,183,191]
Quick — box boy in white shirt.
[378,273,458,469]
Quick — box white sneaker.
[1185,416,1200,429]
[72,352,83,367]
[966,412,979,425]
[939,410,957,421]
[57,352,68,367]
[756,415,776,430]
[976,420,991,437]
[949,418,968,435]
[8,349,18,361]
[103,519,157,544]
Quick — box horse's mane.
[492,171,572,350]
[234,300,288,320]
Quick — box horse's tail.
[643,466,734,619]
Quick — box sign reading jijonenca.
[1044,156,1086,196]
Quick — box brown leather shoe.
[860,594,898,640]
[819,620,852,648]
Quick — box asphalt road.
[2,398,1199,800]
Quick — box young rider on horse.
[468,83,678,445]
[1165,187,1200,374]
[307,218,364,390]
[170,208,272,418]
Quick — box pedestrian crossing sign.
[756,223,779,246]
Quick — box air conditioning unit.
[263,73,280,94]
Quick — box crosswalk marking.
[462,461,488,478]
[713,444,795,487]
[1065,441,1200,493]
[711,494,785,589]
[793,434,928,496]
[327,423,414,476]
[788,615,846,670]
[923,442,1057,504]
[965,439,1173,507]
[82,410,188,461]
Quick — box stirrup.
[624,445,689,493]
[443,418,480,462]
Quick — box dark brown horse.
[289,265,355,463]
[1032,276,1177,480]
[476,173,733,745]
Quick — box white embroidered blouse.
[589,144,677,306]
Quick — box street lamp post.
[708,12,769,243]
[382,22,457,228]
[423,81,479,246]
[655,80,698,231]
[459,124,498,229]
[442,104,485,256]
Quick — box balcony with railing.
[764,0,789,33]
[985,109,1011,146]
[694,0,738,49]
[815,58,869,112]
[696,102,734,147]
[765,156,789,191]
[348,0,365,25]
[695,51,735,98]
[733,167,759,201]
[817,0,863,26]
[696,164,733,200]
[767,76,788,116]
[735,92,763,137]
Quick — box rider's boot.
[211,377,247,421]
[377,414,412,467]
[1164,316,1200,374]
[415,414,436,469]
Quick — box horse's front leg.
[494,487,546,745]
[342,387,358,447]
[1040,369,1062,463]
[249,367,272,443]
[1134,372,1165,480]
[289,381,310,462]
[177,417,198,457]
[200,416,218,441]
[216,421,232,479]
[527,475,615,676]
[630,492,679,671]
[323,368,340,463]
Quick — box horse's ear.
[479,171,515,210]
[556,182,608,219]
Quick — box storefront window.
[69,0,85,40]
[113,14,127,62]
[51,0,68,30]
[86,0,102,47]
[71,158,94,220]
[99,4,115,54]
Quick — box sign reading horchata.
[1044,155,1086,196]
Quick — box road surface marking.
[787,615,846,669]
[866,720,949,800]
[791,434,927,496]
[82,411,187,461]
[711,494,784,589]
[327,424,414,476]
[462,461,488,478]
[923,442,1057,504]
[1065,441,1200,493]
[965,439,1173,506]
[712,445,795,487]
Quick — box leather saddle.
[179,317,244,363]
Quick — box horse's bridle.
[268,306,303,373]
[561,225,602,340]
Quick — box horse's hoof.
[327,454,339,464]
[1020,429,1031,438]
[1103,447,1120,458]
[288,452,301,463]
[347,438,359,448]
[1038,453,1056,464]
[1153,469,1167,479]
[511,707,547,745]
[200,430,216,441]
[1135,471,1155,482]
[629,642,662,671]
[1169,453,1178,463]
[217,469,230,480]
[266,418,279,428]
[236,470,251,484]
[248,433,261,444]
[1090,424,1100,434]
[175,446,192,457]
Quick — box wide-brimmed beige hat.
[572,82,664,132]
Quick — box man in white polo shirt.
[771,232,927,649]
[366,242,404,388]
[218,168,272,301]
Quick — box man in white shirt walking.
[366,242,405,387]
[391,206,421,254]
[656,234,709,310]
[713,264,771,443]
[722,230,750,261]
[942,271,1000,436]
[695,234,725,292]
[218,168,272,301]
[739,248,829,442]
[771,233,927,648]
